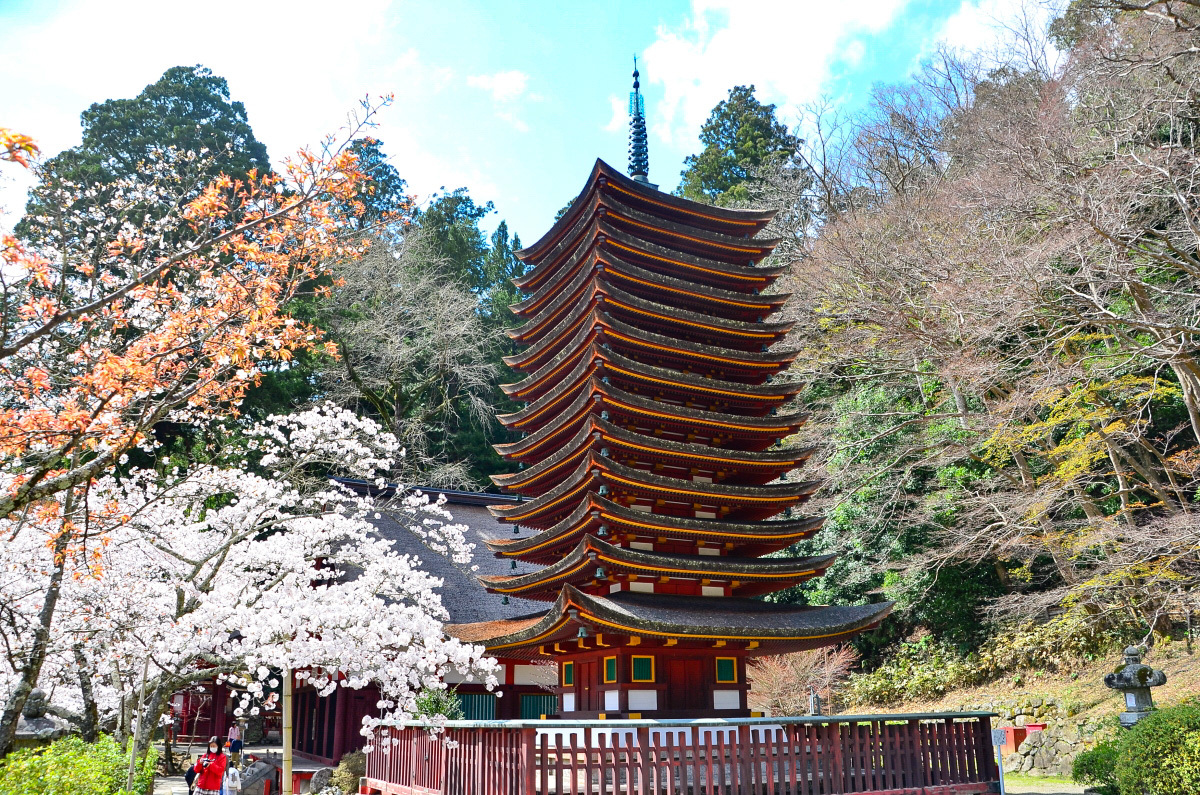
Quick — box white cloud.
[467,70,530,103]
[604,95,626,133]
[0,0,494,232]
[842,40,867,68]
[643,0,909,149]
[934,0,1062,64]
[495,111,529,133]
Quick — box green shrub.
[844,608,1140,706]
[329,749,366,793]
[975,609,1139,678]
[1071,739,1119,795]
[843,637,981,705]
[1069,702,1200,795]
[1114,701,1200,795]
[0,734,157,795]
[413,686,464,719]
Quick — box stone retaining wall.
[954,696,1106,778]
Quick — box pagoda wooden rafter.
[449,159,890,718]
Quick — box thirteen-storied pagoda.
[447,66,891,719]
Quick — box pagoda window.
[698,547,719,556]
[603,656,617,683]
[562,661,575,686]
[715,658,738,684]
[702,585,724,597]
[695,510,716,519]
[629,581,653,593]
[631,655,655,683]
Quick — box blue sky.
[0,0,1031,242]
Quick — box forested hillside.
[691,1,1200,694]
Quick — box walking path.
[152,775,187,795]
[1003,776,1087,794]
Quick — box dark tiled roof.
[491,417,812,493]
[505,284,791,372]
[515,218,782,308]
[593,589,891,635]
[370,499,545,625]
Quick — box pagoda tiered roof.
[501,318,797,407]
[509,253,789,325]
[488,455,819,529]
[504,283,793,369]
[451,158,890,698]
[493,381,808,464]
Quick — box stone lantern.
[14,689,69,750]
[1104,646,1166,728]
[808,686,822,716]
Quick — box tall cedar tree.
[676,85,799,206]
[18,65,269,239]
[345,137,411,226]
[14,66,312,447]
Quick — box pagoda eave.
[447,585,894,660]
[514,216,785,307]
[478,536,836,600]
[510,253,788,323]
[492,383,809,464]
[487,455,820,529]
[508,280,792,354]
[484,495,823,564]
[515,160,777,275]
[496,351,803,432]
[500,316,798,401]
[490,417,815,496]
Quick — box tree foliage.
[320,232,501,486]
[344,136,410,227]
[19,65,269,238]
[677,85,799,206]
[754,3,1200,666]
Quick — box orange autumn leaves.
[0,115,380,519]
[0,127,38,167]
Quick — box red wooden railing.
[362,712,998,795]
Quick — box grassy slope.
[840,644,1200,723]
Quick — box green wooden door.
[519,694,558,719]
[456,693,497,720]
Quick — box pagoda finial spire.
[628,56,656,189]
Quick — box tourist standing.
[222,760,242,795]
[192,737,228,795]
[228,721,243,765]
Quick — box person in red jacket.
[192,736,228,795]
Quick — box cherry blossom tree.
[0,106,500,757]
[0,403,495,762]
